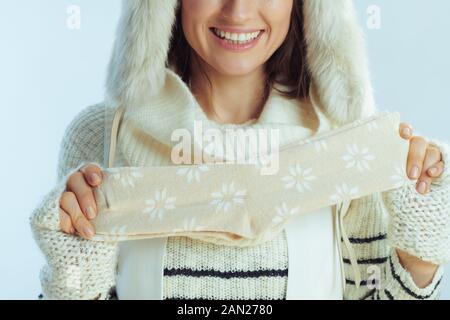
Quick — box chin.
[210,57,262,77]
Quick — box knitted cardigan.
[30,0,450,300]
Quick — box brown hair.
[167,0,310,101]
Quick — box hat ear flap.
[105,0,179,107]
[303,0,376,126]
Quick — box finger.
[428,161,444,178]
[416,147,440,194]
[399,122,413,140]
[59,208,75,234]
[417,171,432,195]
[80,164,103,187]
[66,171,97,220]
[407,136,428,180]
[60,191,96,239]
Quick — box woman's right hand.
[59,163,103,239]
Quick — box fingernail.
[86,206,96,219]
[429,167,438,176]
[409,166,419,179]
[417,181,427,194]
[89,173,101,185]
[84,226,95,239]
[402,127,411,136]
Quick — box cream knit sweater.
[30,80,450,300]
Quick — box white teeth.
[213,28,261,43]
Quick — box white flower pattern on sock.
[108,167,144,188]
[330,182,360,203]
[282,164,317,193]
[341,143,376,172]
[210,182,247,214]
[176,165,210,183]
[143,189,177,220]
[273,202,300,225]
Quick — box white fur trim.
[303,0,376,125]
[105,0,179,107]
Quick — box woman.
[31,0,450,300]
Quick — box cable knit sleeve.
[382,138,450,265]
[29,104,119,300]
[342,190,446,300]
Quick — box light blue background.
[0,0,448,299]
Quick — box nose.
[221,0,257,23]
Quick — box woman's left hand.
[395,123,448,287]
[398,123,445,194]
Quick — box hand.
[398,123,445,194]
[59,163,103,239]
[395,123,446,286]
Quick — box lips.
[209,27,265,52]
[210,27,263,43]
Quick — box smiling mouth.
[209,27,265,45]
